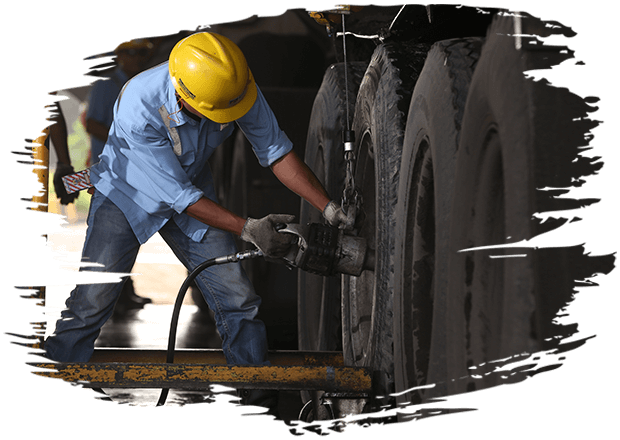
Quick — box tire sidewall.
[393,38,482,402]
[343,42,428,399]
[298,63,367,352]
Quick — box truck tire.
[341,41,428,402]
[444,13,592,394]
[297,62,367,353]
[392,38,483,407]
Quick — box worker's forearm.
[185,196,247,236]
[187,151,331,235]
[271,150,331,212]
[49,105,71,166]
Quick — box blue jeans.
[45,191,269,365]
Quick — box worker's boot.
[238,389,280,419]
[114,278,151,316]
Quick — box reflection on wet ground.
[96,303,222,350]
[94,388,219,406]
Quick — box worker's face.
[180,99,205,119]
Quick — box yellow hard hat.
[169,32,257,123]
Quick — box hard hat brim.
[179,71,257,124]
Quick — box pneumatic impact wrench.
[277,222,374,277]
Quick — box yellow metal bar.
[31,362,372,393]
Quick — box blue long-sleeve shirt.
[90,62,293,244]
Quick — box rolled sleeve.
[236,87,293,167]
[170,185,204,214]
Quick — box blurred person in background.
[85,39,156,312]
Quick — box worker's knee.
[195,259,260,308]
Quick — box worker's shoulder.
[117,63,171,119]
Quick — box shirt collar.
[166,76,197,128]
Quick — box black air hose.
[156,248,263,406]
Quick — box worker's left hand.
[53,163,79,205]
[240,214,296,258]
[322,200,348,228]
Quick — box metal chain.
[343,157,358,213]
[340,12,361,229]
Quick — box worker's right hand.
[240,214,296,258]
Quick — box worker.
[43,32,346,412]
[84,39,156,311]
[85,39,154,163]
[48,100,79,206]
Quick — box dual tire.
[300,37,483,406]
[300,13,575,412]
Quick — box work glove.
[240,214,296,258]
[53,163,79,205]
[322,200,348,228]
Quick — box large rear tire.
[296,63,366,418]
[297,62,367,353]
[392,38,483,407]
[341,41,428,402]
